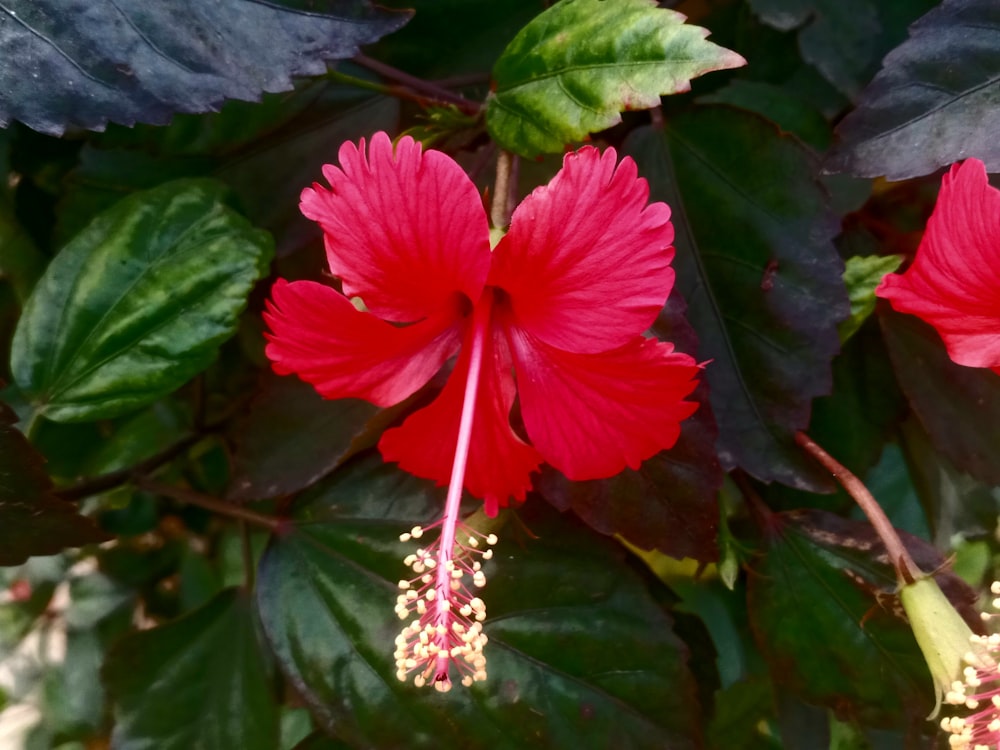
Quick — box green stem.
[353,54,480,114]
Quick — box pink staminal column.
[393,294,497,691]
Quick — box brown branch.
[135,478,284,532]
[490,150,515,231]
[352,54,481,115]
[794,431,923,585]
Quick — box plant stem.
[490,150,515,231]
[794,431,922,585]
[135,478,283,532]
[353,54,480,114]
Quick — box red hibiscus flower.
[876,158,1000,375]
[263,132,700,690]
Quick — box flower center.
[393,291,495,691]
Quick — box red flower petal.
[877,159,1000,368]
[263,279,462,407]
[507,324,701,480]
[489,146,675,354]
[379,320,542,514]
[300,132,491,323]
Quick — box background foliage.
[1,0,998,748]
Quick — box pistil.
[394,293,495,691]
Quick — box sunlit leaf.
[255,453,702,749]
[839,255,903,343]
[625,108,848,491]
[486,0,745,157]
[0,0,410,136]
[105,588,278,750]
[11,179,273,422]
[0,402,109,566]
[825,0,1000,179]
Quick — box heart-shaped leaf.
[0,0,410,136]
[625,108,849,491]
[255,453,702,749]
[748,508,977,726]
[0,401,109,566]
[104,587,278,750]
[485,0,745,157]
[11,179,273,422]
[825,0,1000,179]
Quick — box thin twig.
[490,150,515,231]
[56,433,206,502]
[352,54,481,114]
[135,478,284,532]
[794,431,923,585]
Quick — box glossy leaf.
[880,308,1000,487]
[0,0,410,136]
[826,0,1000,179]
[11,179,273,422]
[485,0,745,157]
[537,294,722,562]
[256,454,702,750]
[227,374,380,501]
[0,401,109,566]
[625,109,849,491]
[104,588,278,750]
[748,508,977,726]
[748,0,880,97]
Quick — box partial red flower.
[263,132,701,690]
[876,158,1000,375]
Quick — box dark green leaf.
[880,308,1000,487]
[625,109,848,491]
[227,374,382,501]
[0,196,46,304]
[0,0,410,136]
[256,454,702,749]
[538,294,722,561]
[748,0,880,97]
[11,179,273,422]
[697,80,832,150]
[0,402,109,566]
[747,508,976,726]
[486,0,745,157]
[105,588,278,750]
[825,0,1000,179]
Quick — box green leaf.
[105,588,279,750]
[0,196,46,305]
[838,255,903,343]
[880,309,1000,488]
[255,453,702,749]
[0,0,409,136]
[747,509,976,726]
[748,0,880,97]
[485,0,745,157]
[0,402,109,566]
[825,0,1000,179]
[625,109,848,491]
[11,179,273,422]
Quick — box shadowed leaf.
[0,0,410,136]
[0,402,109,566]
[825,0,1000,179]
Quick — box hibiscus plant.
[1,1,999,749]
